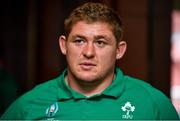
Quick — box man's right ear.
[59,35,67,55]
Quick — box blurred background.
[0,0,180,117]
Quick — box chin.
[78,76,96,81]
[76,74,99,82]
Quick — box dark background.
[1,0,180,115]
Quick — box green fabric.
[0,68,18,116]
[1,67,179,120]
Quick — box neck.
[65,73,115,97]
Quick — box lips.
[79,62,96,70]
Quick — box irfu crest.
[121,102,135,119]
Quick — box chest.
[26,97,156,120]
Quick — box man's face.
[59,21,126,82]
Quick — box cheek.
[98,49,117,65]
[66,46,80,61]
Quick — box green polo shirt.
[1,67,179,120]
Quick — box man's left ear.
[116,41,127,60]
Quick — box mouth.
[79,62,96,70]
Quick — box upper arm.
[0,97,27,120]
[151,88,179,120]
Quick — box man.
[1,2,179,120]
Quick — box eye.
[95,40,106,48]
[73,39,85,45]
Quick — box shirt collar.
[57,69,86,100]
[102,67,125,98]
[57,67,125,100]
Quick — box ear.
[116,41,127,60]
[59,35,67,55]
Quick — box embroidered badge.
[46,102,59,117]
[121,102,135,119]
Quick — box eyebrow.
[71,34,111,41]
[71,34,86,40]
[94,35,110,41]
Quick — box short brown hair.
[64,2,123,42]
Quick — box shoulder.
[1,76,61,120]
[124,76,164,96]
[124,75,170,104]
[22,76,60,102]
[124,76,179,119]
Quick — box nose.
[83,42,95,58]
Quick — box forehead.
[69,21,114,37]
